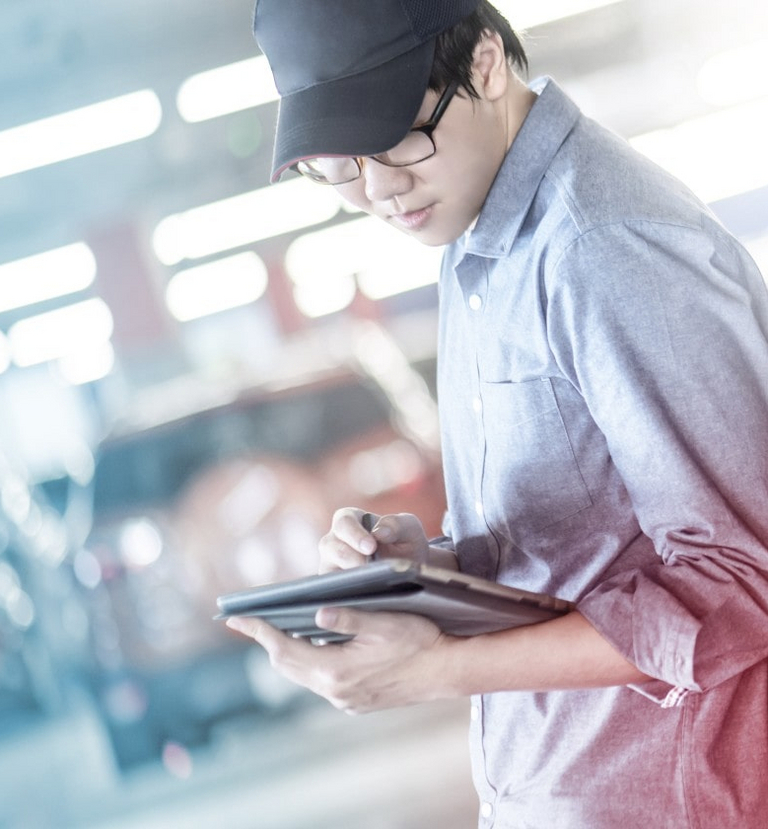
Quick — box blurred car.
[74,365,445,768]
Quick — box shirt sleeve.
[545,217,768,695]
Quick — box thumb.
[370,513,429,561]
[315,606,370,638]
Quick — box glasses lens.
[296,157,360,184]
[377,131,435,167]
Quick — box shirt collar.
[461,77,581,258]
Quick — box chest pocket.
[479,376,592,537]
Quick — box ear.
[471,31,510,101]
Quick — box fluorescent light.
[0,243,96,312]
[286,217,442,301]
[166,251,269,321]
[0,90,162,179]
[292,272,356,318]
[495,0,621,29]
[8,298,113,368]
[176,3,622,125]
[0,332,10,374]
[697,40,768,108]
[56,341,116,385]
[177,56,278,123]
[630,99,768,204]
[153,178,342,266]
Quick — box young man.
[228,1,768,826]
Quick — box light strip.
[0,332,10,375]
[286,216,442,300]
[152,178,342,266]
[0,243,96,313]
[8,298,114,368]
[630,98,768,205]
[697,40,768,108]
[56,342,116,386]
[174,1,624,125]
[495,0,622,29]
[0,90,162,179]
[166,251,269,321]
[177,56,278,123]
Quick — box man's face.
[334,81,508,247]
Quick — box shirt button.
[468,293,482,311]
[475,500,483,517]
[472,396,482,414]
[481,802,493,819]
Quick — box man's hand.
[318,508,431,572]
[226,606,453,714]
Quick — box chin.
[393,220,468,248]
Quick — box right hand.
[318,508,430,573]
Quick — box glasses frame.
[295,80,461,185]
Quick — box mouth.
[389,205,433,231]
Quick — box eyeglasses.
[295,81,460,185]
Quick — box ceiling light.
[495,0,622,29]
[286,217,442,300]
[56,341,116,386]
[177,56,278,123]
[0,91,162,179]
[630,99,768,204]
[8,298,114,368]
[697,40,768,108]
[0,332,10,375]
[165,251,269,321]
[0,242,96,313]
[153,178,342,266]
[292,272,356,319]
[176,3,622,125]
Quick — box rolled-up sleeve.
[547,218,768,694]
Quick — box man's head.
[253,0,529,245]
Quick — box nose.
[362,158,413,204]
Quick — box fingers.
[314,606,366,638]
[226,615,287,650]
[366,513,430,563]
[318,508,379,572]
[226,615,322,685]
[318,509,431,572]
[226,608,446,714]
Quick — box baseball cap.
[253,0,481,182]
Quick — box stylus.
[361,512,377,562]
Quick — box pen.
[361,512,377,562]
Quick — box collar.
[461,77,581,259]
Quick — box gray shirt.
[437,78,768,828]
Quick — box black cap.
[253,0,480,182]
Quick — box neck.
[504,74,537,152]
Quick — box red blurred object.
[77,365,445,765]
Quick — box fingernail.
[226,617,248,633]
[317,607,338,628]
[360,537,376,555]
[373,525,393,541]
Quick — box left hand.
[226,606,453,714]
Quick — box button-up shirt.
[437,77,768,828]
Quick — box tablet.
[216,558,575,642]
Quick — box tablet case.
[216,558,575,642]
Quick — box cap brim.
[269,40,436,182]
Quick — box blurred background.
[0,0,766,826]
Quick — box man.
[227,1,768,826]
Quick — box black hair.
[429,0,528,97]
